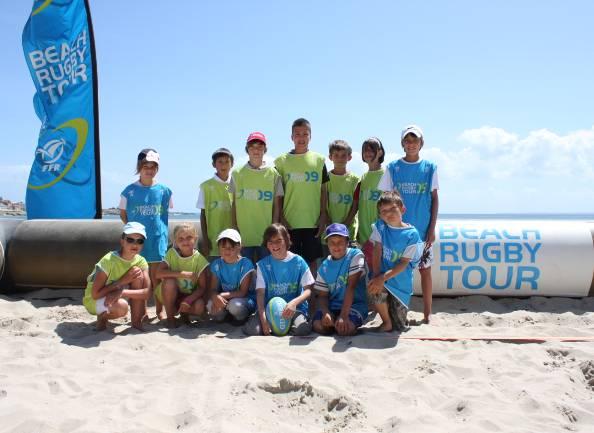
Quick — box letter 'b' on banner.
[22,0,101,219]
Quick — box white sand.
[1,290,593,433]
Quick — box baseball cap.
[246,131,267,145]
[137,149,160,164]
[122,222,147,238]
[216,228,242,244]
[401,125,424,141]
[212,147,233,159]
[324,223,349,239]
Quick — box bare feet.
[380,321,393,332]
[423,316,430,325]
[157,310,167,321]
[131,321,145,332]
[96,313,108,331]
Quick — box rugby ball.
[265,297,291,336]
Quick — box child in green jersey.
[197,148,234,260]
[326,140,360,242]
[274,118,329,274]
[155,223,209,328]
[231,132,283,263]
[357,137,385,275]
[83,222,151,331]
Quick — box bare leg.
[129,276,147,330]
[97,299,129,330]
[419,267,432,323]
[162,278,180,328]
[374,302,392,332]
[150,263,165,320]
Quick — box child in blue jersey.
[120,148,173,320]
[83,222,151,331]
[155,223,209,328]
[208,228,256,324]
[378,125,438,323]
[313,223,368,336]
[243,223,314,336]
[368,192,423,332]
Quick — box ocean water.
[2,213,594,221]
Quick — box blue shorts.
[313,308,364,328]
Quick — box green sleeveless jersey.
[327,172,360,239]
[200,177,233,255]
[83,251,148,315]
[164,248,209,294]
[232,165,279,247]
[357,168,385,244]
[275,151,325,229]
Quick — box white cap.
[401,125,424,141]
[122,221,146,238]
[216,228,241,244]
[138,149,160,164]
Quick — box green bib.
[275,151,325,229]
[165,248,209,294]
[327,172,360,240]
[200,177,233,255]
[232,165,279,247]
[83,251,148,315]
[357,169,385,244]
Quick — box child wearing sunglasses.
[83,222,152,331]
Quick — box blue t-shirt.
[386,159,436,241]
[120,182,172,262]
[371,219,423,307]
[210,256,255,300]
[315,248,368,317]
[256,252,313,316]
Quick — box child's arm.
[316,290,334,327]
[282,286,311,319]
[368,257,411,294]
[121,268,151,300]
[273,195,282,224]
[91,266,142,300]
[221,271,252,300]
[199,209,211,256]
[368,242,384,294]
[426,190,439,245]
[119,209,128,224]
[231,193,238,230]
[256,288,271,335]
[155,261,196,281]
[208,271,228,312]
[339,270,362,319]
[182,268,209,305]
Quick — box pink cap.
[246,131,266,145]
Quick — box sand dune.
[1,290,593,433]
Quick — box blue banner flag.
[22,0,101,219]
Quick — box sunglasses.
[124,236,145,245]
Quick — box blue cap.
[324,223,349,240]
[122,222,146,238]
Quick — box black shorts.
[289,228,322,264]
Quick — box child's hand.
[368,276,384,295]
[180,271,194,280]
[122,266,143,285]
[260,315,272,336]
[322,312,334,328]
[425,230,436,247]
[282,300,297,319]
[335,316,348,334]
[211,294,228,313]
[179,296,193,313]
[105,290,122,308]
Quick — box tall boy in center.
[274,118,329,273]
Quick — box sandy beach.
[0,290,593,433]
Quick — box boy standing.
[378,125,439,323]
[368,192,423,332]
[197,148,234,259]
[326,140,359,241]
[313,223,368,336]
[231,132,283,263]
[274,118,329,272]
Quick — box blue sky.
[2,1,593,213]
